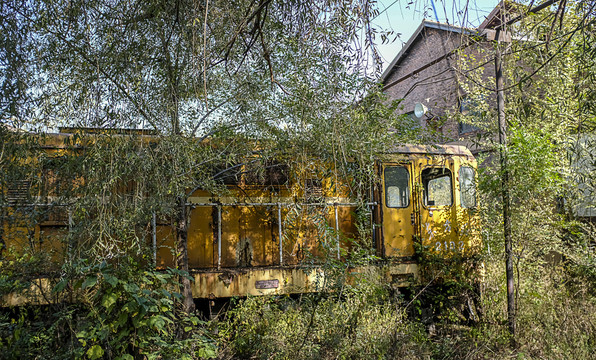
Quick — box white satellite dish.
[414,103,428,119]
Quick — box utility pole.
[484,0,516,337]
[495,37,515,336]
[485,0,561,340]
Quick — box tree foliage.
[455,0,596,353]
[0,0,414,358]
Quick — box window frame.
[384,166,410,209]
[421,167,453,208]
[459,166,477,209]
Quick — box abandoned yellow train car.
[0,131,481,305]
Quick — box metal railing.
[188,202,377,269]
[1,201,377,270]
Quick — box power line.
[371,0,400,21]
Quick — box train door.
[417,161,459,253]
[380,163,416,258]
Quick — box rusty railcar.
[1,132,481,305]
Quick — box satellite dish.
[414,103,428,119]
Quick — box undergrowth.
[214,246,596,360]
[217,277,430,360]
[2,228,595,359]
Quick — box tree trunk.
[176,196,195,314]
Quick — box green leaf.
[82,275,98,290]
[53,278,68,293]
[198,346,217,359]
[103,273,118,287]
[123,282,139,293]
[102,292,119,310]
[86,345,104,360]
[148,315,165,330]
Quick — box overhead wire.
[371,0,400,21]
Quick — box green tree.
[1,0,412,357]
[457,0,596,349]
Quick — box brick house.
[379,5,512,154]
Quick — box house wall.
[383,27,463,139]
[382,26,494,153]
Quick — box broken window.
[265,163,289,186]
[422,168,452,207]
[459,166,476,208]
[212,163,241,185]
[245,161,289,186]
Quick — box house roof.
[478,1,521,31]
[380,1,524,85]
[478,4,507,30]
[379,20,475,84]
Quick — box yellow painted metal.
[1,134,480,305]
[191,267,324,298]
[1,278,57,307]
[381,162,416,258]
[0,262,419,306]
[378,145,481,260]
[417,157,458,253]
[191,263,420,298]
[414,152,481,255]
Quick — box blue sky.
[374,0,501,70]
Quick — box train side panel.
[1,139,480,304]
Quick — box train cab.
[377,144,480,259]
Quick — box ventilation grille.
[47,206,69,223]
[6,180,31,204]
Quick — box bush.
[0,258,217,359]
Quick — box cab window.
[384,166,409,208]
[459,166,476,208]
[422,168,452,207]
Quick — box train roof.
[15,129,476,160]
[387,144,474,157]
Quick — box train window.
[422,168,452,207]
[266,163,289,186]
[245,161,289,186]
[384,166,409,208]
[459,166,476,208]
[212,163,241,185]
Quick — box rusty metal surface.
[386,144,474,157]
[189,263,420,299]
[190,267,323,298]
[0,262,421,306]
[1,134,480,306]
